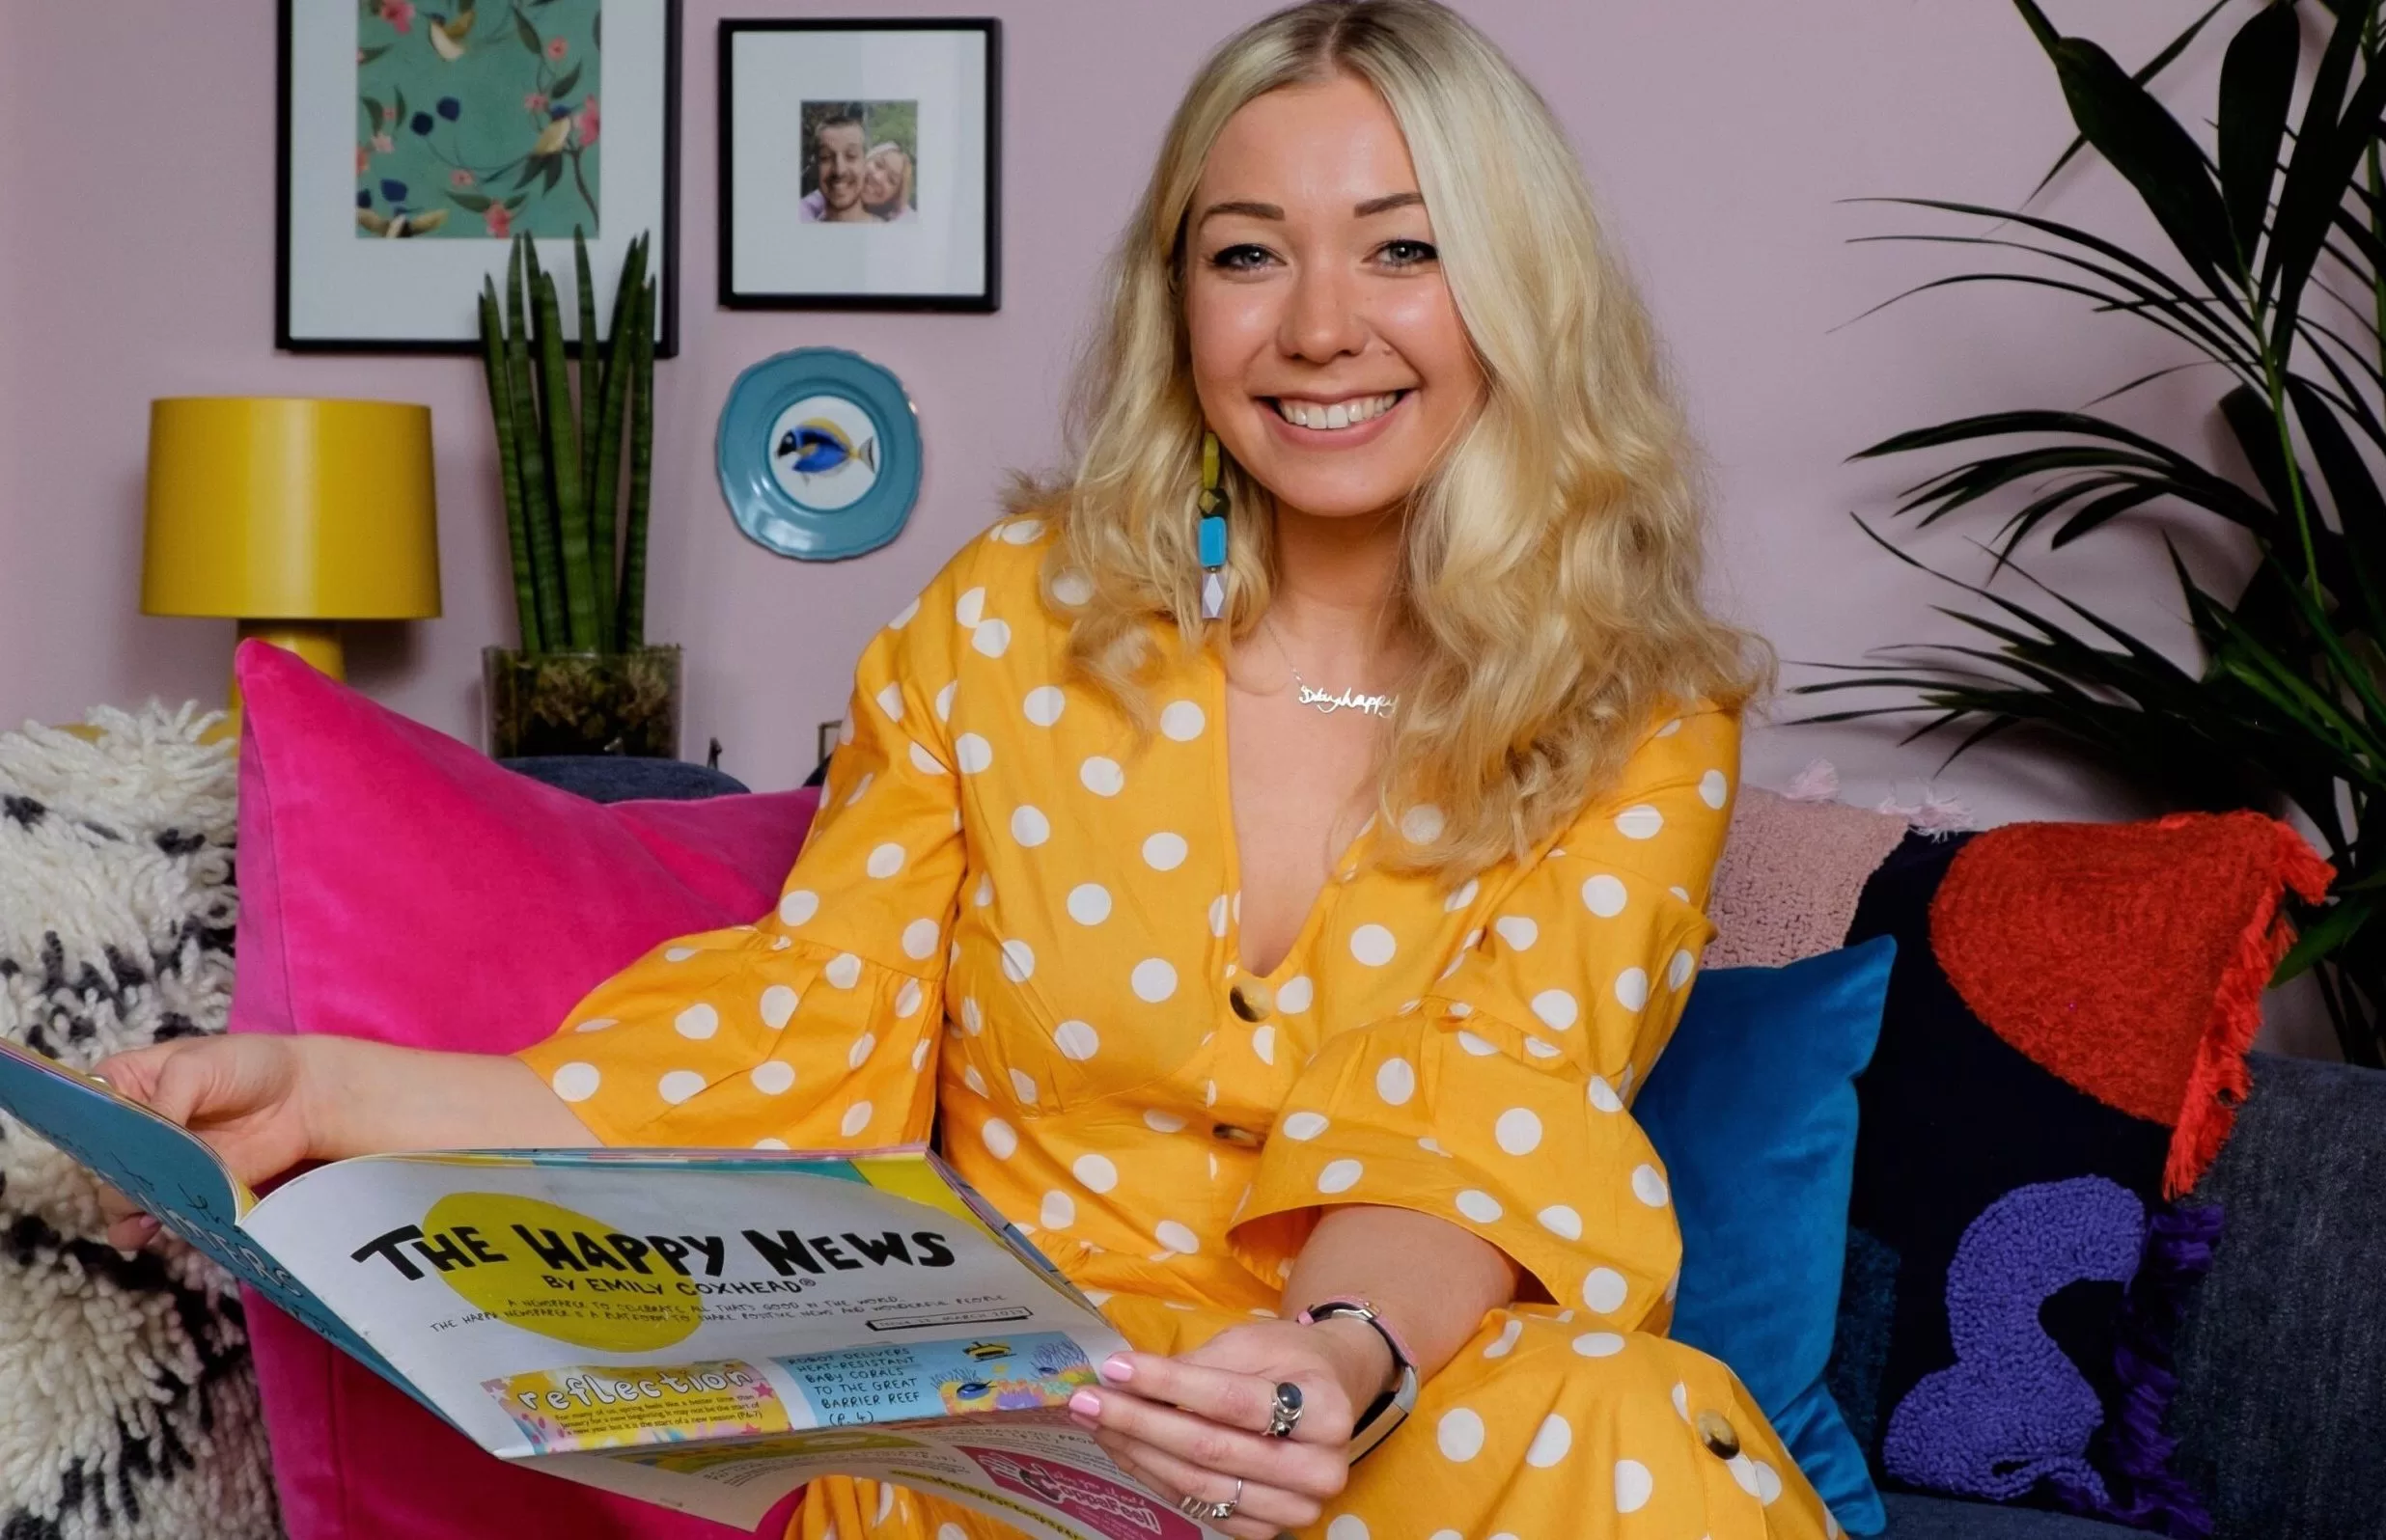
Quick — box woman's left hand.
[1069,1318,1383,1537]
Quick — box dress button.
[1694,1408,1741,1460]
[1212,1123,1262,1147]
[1229,980,1273,1022]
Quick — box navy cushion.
[1884,1493,2140,1538]
[498,756,749,804]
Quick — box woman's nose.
[1278,262,1367,362]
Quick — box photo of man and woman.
[796,100,919,223]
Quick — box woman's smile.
[1262,388,1411,446]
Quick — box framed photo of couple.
[718,19,1001,312]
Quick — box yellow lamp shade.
[143,398,441,620]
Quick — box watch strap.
[1296,1296,1421,1462]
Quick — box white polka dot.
[846,1033,877,1069]
[755,1137,791,1150]
[888,596,921,628]
[1068,754,1124,798]
[951,733,993,775]
[973,873,995,909]
[1072,1154,1119,1194]
[910,1038,929,1072]
[1526,1413,1573,1468]
[1494,915,1539,951]
[826,952,864,989]
[551,1062,600,1102]
[1023,685,1067,727]
[1573,1330,1625,1357]
[1436,1408,1485,1462]
[663,946,697,962]
[1419,1136,1450,1156]
[1144,1109,1186,1134]
[1655,716,1682,736]
[752,1060,796,1095]
[1484,1318,1525,1358]
[1614,1459,1653,1513]
[1616,805,1664,840]
[1007,805,1051,848]
[1155,1220,1200,1253]
[999,517,1043,544]
[1276,976,1314,1013]
[1753,1460,1784,1504]
[1728,1453,1762,1498]
[1531,989,1579,1030]
[1324,1518,1369,1540]
[1670,885,1691,902]
[1588,1075,1623,1113]
[1130,958,1177,1003]
[1317,1158,1364,1194]
[1401,805,1445,844]
[1375,1058,1416,1106]
[1055,1020,1100,1060]
[1539,1204,1584,1240]
[962,1065,988,1096]
[1581,874,1627,919]
[1349,923,1397,967]
[1051,568,1095,607]
[1001,939,1036,981]
[1583,1267,1629,1313]
[1252,1024,1276,1064]
[982,1118,1017,1159]
[1449,1002,1475,1018]
[1160,700,1207,740]
[1495,1108,1543,1155]
[932,681,957,723]
[573,1017,616,1033]
[1671,1382,1691,1421]
[658,1069,707,1105]
[1632,1164,1671,1207]
[955,587,986,626]
[779,890,820,925]
[961,998,985,1035]
[1201,894,1229,938]
[845,771,874,807]
[867,842,905,879]
[1668,948,1697,990]
[1524,1036,1562,1059]
[902,919,940,959]
[1457,1189,1504,1224]
[908,741,947,776]
[840,1101,873,1137]
[1066,884,1112,925]
[1700,768,1731,809]
[874,682,905,721]
[1010,1068,1040,1104]
[1143,832,1188,870]
[972,619,1013,657]
[674,1004,719,1040]
[1280,1111,1329,1141]
[1040,1191,1075,1229]
[1445,877,1480,913]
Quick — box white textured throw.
[0,705,279,1539]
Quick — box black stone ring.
[1264,1379,1304,1438]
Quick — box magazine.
[0,1038,1227,1539]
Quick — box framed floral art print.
[277,0,681,354]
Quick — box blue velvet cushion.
[1636,936,1897,1535]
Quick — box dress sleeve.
[1229,706,1739,1325]
[513,569,973,1152]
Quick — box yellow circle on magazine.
[422,1193,703,1352]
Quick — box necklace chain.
[1262,614,1401,721]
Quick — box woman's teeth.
[1273,392,1402,430]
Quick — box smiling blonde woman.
[97,3,1830,1537]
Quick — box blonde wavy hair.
[1017,0,1768,879]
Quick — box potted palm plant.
[1804,0,2386,1063]
[476,230,673,757]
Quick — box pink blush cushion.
[228,640,818,1539]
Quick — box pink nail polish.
[1099,1354,1133,1382]
[1068,1389,1102,1417]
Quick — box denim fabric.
[2170,1052,2386,1540]
[499,756,750,803]
[1883,1493,2138,1537]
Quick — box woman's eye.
[1378,239,1438,268]
[1208,243,1273,273]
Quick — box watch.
[1296,1296,1422,1462]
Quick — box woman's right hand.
[92,1034,320,1248]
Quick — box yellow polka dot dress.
[518,519,1837,1539]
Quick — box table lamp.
[143,398,440,736]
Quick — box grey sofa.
[522,757,2386,1540]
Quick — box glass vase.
[483,645,683,759]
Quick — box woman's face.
[1183,74,1484,524]
[862,151,899,206]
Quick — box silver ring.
[1175,1475,1241,1521]
[1264,1380,1303,1438]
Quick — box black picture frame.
[717,18,1002,313]
[275,0,682,356]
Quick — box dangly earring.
[1197,429,1229,620]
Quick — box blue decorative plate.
[715,347,922,561]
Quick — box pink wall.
[1,2,2231,826]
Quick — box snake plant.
[1801,0,2386,1064]
[474,228,655,654]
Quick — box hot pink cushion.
[229,640,818,1540]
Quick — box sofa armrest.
[499,756,749,804]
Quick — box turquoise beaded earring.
[1196,430,1229,620]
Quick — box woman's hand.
[91,1034,318,1248]
[1069,1317,1389,1537]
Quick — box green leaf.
[358,43,391,67]
[361,96,386,130]
[2039,32,2238,289]
[2029,0,2233,201]
[551,64,582,100]
[516,12,541,53]
[394,86,407,128]
[448,190,494,212]
[2275,896,2375,983]
[542,154,565,192]
[2216,2,2299,263]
